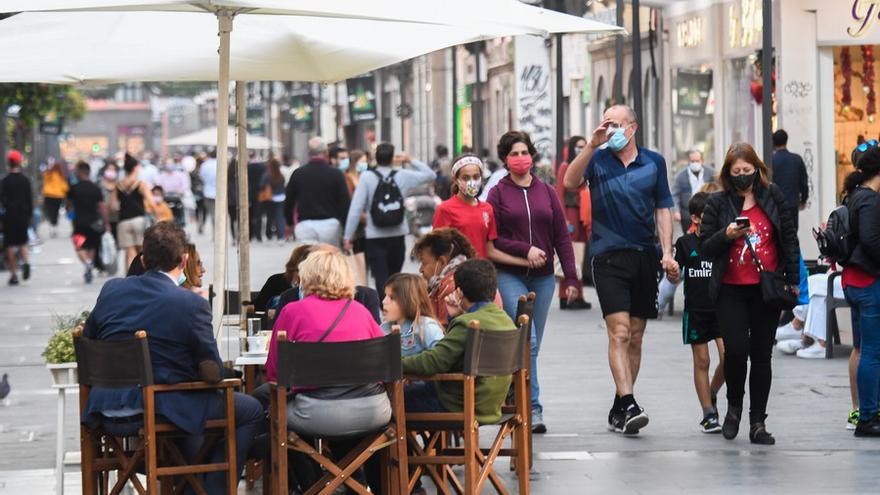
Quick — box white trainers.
[796,341,826,359]
[776,339,804,355]
[775,321,802,342]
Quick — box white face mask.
[688,161,703,173]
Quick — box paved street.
[1,222,878,494]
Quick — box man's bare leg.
[606,312,634,395]
[629,317,647,387]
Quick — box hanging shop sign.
[728,0,762,50]
[290,92,314,131]
[346,74,377,123]
[677,16,704,49]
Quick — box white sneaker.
[775,321,802,342]
[776,339,805,355]
[796,341,826,359]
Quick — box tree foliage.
[0,84,86,126]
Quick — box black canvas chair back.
[74,331,154,388]
[276,333,402,389]
[463,319,529,377]
[208,286,259,314]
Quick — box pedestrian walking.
[699,142,800,445]
[343,142,435,291]
[771,129,809,230]
[668,192,725,433]
[0,150,33,285]
[98,161,120,242]
[41,159,68,237]
[564,105,677,435]
[838,146,880,437]
[190,154,206,232]
[555,136,594,310]
[198,149,218,234]
[260,158,287,242]
[672,149,715,233]
[246,155,266,242]
[155,156,190,227]
[488,130,578,434]
[114,153,154,270]
[66,161,108,284]
[284,137,350,247]
[329,144,349,171]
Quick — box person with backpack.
[343,142,435,291]
[837,145,880,437]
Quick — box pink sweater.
[265,294,384,382]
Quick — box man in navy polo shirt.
[564,104,676,435]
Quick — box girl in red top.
[432,154,498,258]
[699,143,800,446]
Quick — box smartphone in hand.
[735,216,751,229]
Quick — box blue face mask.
[337,158,350,171]
[608,127,631,152]
[177,273,187,286]
[356,161,368,173]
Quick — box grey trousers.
[287,393,391,437]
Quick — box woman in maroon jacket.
[487,130,578,434]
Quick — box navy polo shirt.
[585,147,674,258]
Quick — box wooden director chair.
[74,329,241,495]
[512,293,536,471]
[269,330,408,495]
[405,316,531,495]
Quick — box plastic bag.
[100,232,118,275]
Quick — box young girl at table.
[381,273,445,356]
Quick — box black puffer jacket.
[847,186,880,277]
[699,183,801,303]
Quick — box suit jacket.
[672,166,715,213]
[81,271,222,434]
[771,148,809,209]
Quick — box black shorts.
[591,249,660,319]
[683,310,721,345]
[73,226,101,251]
[3,215,29,247]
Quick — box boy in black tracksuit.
[669,192,725,433]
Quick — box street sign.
[40,117,63,135]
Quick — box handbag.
[258,184,273,203]
[743,235,798,311]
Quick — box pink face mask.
[506,155,533,175]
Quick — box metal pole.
[474,43,483,155]
[316,83,323,137]
[614,0,625,104]
[555,32,564,166]
[236,81,250,334]
[211,11,233,332]
[451,46,458,154]
[632,0,644,147]
[761,0,773,167]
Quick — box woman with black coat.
[700,142,800,445]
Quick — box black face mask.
[731,172,756,192]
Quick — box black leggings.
[717,284,781,423]
[365,235,406,292]
[44,197,63,226]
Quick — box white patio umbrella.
[0,1,622,332]
[168,126,279,150]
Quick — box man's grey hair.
[605,104,638,124]
[308,136,327,157]
[687,149,703,161]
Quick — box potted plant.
[43,311,89,387]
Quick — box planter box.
[46,362,78,388]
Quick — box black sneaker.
[8,276,18,286]
[700,414,722,434]
[855,416,880,437]
[607,407,625,432]
[561,299,592,310]
[722,410,741,440]
[749,422,776,445]
[622,405,649,435]
[22,263,30,281]
[84,268,93,284]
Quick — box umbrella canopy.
[167,126,279,149]
[0,0,623,38]
[0,11,520,84]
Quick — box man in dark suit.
[771,129,809,230]
[671,150,715,232]
[82,221,262,493]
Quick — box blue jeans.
[496,271,556,413]
[846,279,880,421]
[404,382,448,413]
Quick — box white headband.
[451,156,484,177]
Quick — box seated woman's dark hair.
[126,252,146,277]
[453,259,497,303]
[142,221,187,272]
[412,227,477,260]
[843,146,880,203]
[285,244,317,283]
[123,153,139,174]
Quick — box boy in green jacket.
[402,259,517,424]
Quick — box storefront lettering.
[849,0,880,38]
[677,17,703,49]
[729,0,762,49]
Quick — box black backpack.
[369,169,405,227]
[813,204,853,265]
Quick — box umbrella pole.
[212,10,233,333]
[236,81,251,334]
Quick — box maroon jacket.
[487,173,577,284]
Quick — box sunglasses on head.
[857,139,879,153]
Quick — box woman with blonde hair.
[264,246,389,492]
